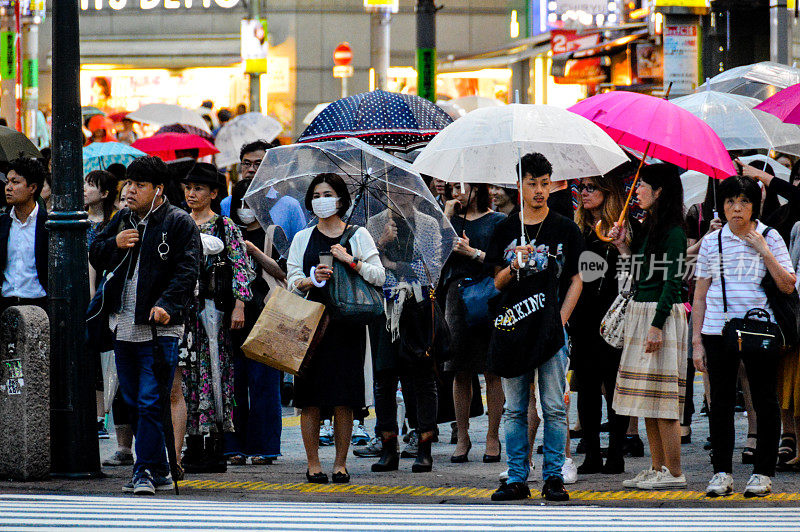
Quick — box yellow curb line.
[179,479,800,502]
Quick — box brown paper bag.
[241,286,328,375]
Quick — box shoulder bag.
[718,230,782,356]
[599,270,635,349]
[457,275,500,328]
[325,225,385,325]
[761,227,800,348]
[205,216,234,313]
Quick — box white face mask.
[311,196,339,219]
[237,208,256,224]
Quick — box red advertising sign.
[551,30,604,85]
[551,29,600,55]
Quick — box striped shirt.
[695,221,794,335]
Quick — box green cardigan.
[632,225,687,329]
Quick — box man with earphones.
[90,155,202,496]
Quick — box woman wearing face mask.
[178,163,255,475]
[286,172,386,484]
[222,178,287,466]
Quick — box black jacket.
[0,204,48,294]
[89,199,201,325]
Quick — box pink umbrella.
[754,83,800,125]
[569,91,735,240]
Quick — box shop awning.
[552,27,650,63]
[438,33,552,73]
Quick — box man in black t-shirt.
[486,153,584,502]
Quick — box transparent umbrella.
[672,90,800,156]
[215,112,283,167]
[198,300,225,424]
[698,61,800,101]
[244,138,457,286]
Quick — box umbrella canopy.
[244,137,457,285]
[132,132,218,162]
[754,83,800,126]
[108,111,129,123]
[569,91,735,179]
[155,123,214,143]
[438,95,505,119]
[0,126,41,160]
[671,90,800,156]
[412,104,629,184]
[298,90,453,152]
[699,61,800,101]
[303,102,332,125]
[83,141,145,174]
[127,103,211,133]
[81,106,104,122]
[214,112,283,167]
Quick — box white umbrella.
[199,300,225,424]
[127,103,211,133]
[412,104,629,184]
[214,112,283,167]
[438,95,505,119]
[672,91,800,156]
[302,102,331,125]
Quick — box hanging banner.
[0,31,15,80]
[663,24,700,93]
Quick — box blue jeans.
[502,329,569,484]
[225,355,282,458]
[114,337,179,477]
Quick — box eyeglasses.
[576,184,598,193]
[240,160,262,169]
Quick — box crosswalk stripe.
[3,495,800,531]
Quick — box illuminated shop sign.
[80,0,239,10]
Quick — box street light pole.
[415,0,437,102]
[370,8,391,91]
[249,0,261,112]
[48,0,99,478]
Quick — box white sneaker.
[562,457,578,485]
[623,468,658,488]
[705,472,734,497]
[498,462,537,484]
[636,466,687,490]
[319,420,334,446]
[743,474,772,498]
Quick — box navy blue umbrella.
[297,90,453,152]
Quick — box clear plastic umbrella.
[244,138,457,286]
[698,61,800,101]
[672,91,800,156]
[214,112,283,167]
[199,300,225,424]
[127,103,211,133]
[438,95,505,119]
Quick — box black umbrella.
[150,322,180,495]
[0,126,41,160]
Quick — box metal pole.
[22,21,38,141]
[370,8,391,91]
[416,0,437,102]
[771,1,789,64]
[48,0,99,478]
[249,0,261,112]
[341,76,348,98]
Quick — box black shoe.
[576,456,603,474]
[450,422,458,445]
[306,470,328,484]
[681,434,692,445]
[602,457,625,474]
[703,437,712,451]
[280,382,294,406]
[372,435,400,472]
[483,443,502,463]
[491,481,531,501]
[569,428,584,438]
[450,442,472,463]
[542,477,570,502]
[412,437,433,473]
[623,435,644,458]
[332,469,350,484]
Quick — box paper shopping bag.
[241,286,329,376]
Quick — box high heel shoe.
[483,442,502,463]
[451,442,472,463]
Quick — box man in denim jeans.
[486,153,584,501]
[90,156,201,495]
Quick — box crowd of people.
[7,127,800,502]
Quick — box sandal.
[251,456,274,465]
[742,433,757,465]
[228,454,247,466]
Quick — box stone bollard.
[0,306,50,480]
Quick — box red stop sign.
[333,42,353,66]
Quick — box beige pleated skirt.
[613,301,688,421]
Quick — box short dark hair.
[127,155,168,187]
[86,169,119,224]
[304,172,351,218]
[239,140,272,161]
[518,152,553,180]
[719,175,762,221]
[9,157,46,199]
[217,108,233,123]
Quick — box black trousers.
[703,334,780,476]
[575,345,628,461]
[374,368,438,435]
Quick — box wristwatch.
[349,258,360,270]
[472,248,481,260]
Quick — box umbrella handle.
[594,146,648,242]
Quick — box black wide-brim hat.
[182,161,225,190]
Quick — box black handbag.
[761,227,800,347]
[718,231,783,356]
[325,225,385,325]
[399,289,451,363]
[201,216,234,313]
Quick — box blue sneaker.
[153,473,174,491]
[132,470,155,496]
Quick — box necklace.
[523,213,546,247]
